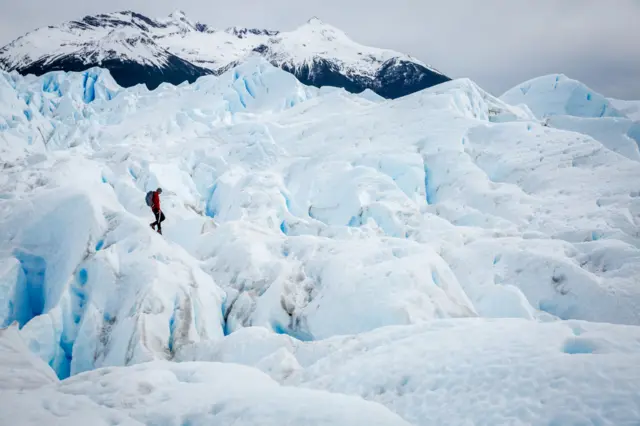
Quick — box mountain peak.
[163,9,199,32]
[291,17,350,44]
[169,9,187,20]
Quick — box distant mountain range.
[0,10,450,98]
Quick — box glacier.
[500,74,624,119]
[1,57,640,425]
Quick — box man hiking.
[146,187,165,235]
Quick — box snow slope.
[0,11,216,71]
[1,60,640,424]
[255,17,430,77]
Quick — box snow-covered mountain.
[1,58,640,424]
[0,10,450,98]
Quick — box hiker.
[146,187,165,235]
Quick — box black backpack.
[145,191,154,207]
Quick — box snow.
[0,15,174,69]
[0,10,441,79]
[1,58,640,424]
[158,24,272,69]
[256,17,437,78]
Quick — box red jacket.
[152,191,160,212]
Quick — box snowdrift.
[1,58,640,424]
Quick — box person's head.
[157,188,163,194]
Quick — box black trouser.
[151,209,165,232]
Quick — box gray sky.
[1,0,639,99]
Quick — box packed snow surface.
[1,59,640,424]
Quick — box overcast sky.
[1,0,638,99]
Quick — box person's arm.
[153,192,160,211]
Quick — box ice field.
[1,58,639,424]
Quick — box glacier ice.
[0,156,225,378]
[501,74,624,119]
[177,320,640,426]
[609,98,640,121]
[0,323,410,426]
[1,58,640,425]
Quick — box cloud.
[1,0,638,99]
